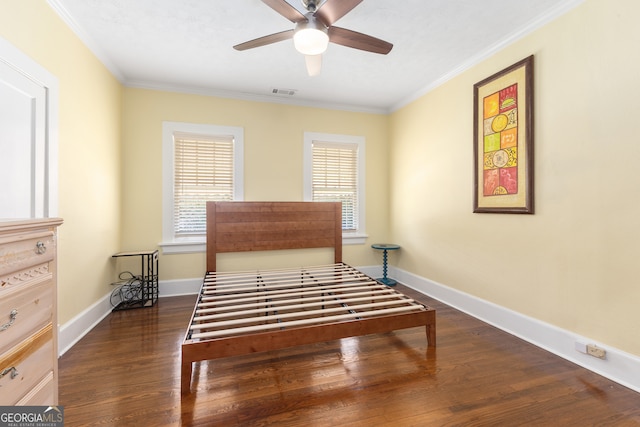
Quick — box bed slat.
[191,305,427,339]
[196,288,397,313]
[182,202,434,396]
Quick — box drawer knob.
[0,309,18,332]
[35,241,47,254]
[0,366,18,380]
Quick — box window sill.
[159,240,205,254]
[343,233,368,245]
[160,233,368,254]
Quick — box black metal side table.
[371,243,400,286]
[111,250,159,311]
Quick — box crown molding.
[390,0,586,112]
[124,79,388,115]
[48,0,584,115]
[47,0,125,82]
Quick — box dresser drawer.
[0,231,55,277]
[16,371,55,406]
[0,324,54,405]
[0,277,53,356]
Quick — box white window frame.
[160,121,244,254]
[303,132,367,245]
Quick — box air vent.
[271,88,297,96]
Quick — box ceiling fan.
[233,0,393,76]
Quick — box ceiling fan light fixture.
[293,16,329,55]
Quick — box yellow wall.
[121,89,390,279]
[0,0,122,325]
[3,0,638,360]
[0,1,388,325]
[390,0,640,356]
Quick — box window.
[161,122,243,253]
[303,132,366,244]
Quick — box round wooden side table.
[371,243,400,286]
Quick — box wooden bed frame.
[181,201,436,394]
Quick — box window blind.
[311,141,358,231]
[173,132,234,236]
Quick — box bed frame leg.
[181,360,193,395]
[426,323,436,347]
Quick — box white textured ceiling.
[49,0,582,113]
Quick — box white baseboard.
[58,291,112,356]
[354,265,380,279]
[57,268,382,357]
[391,266,640,394]
[58,278,203,356]
[158,277,202,297]
[60,266,639,396]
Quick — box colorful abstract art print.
[473,56,534,214]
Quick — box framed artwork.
[473,55,534,214]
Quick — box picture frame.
[473,55,534,214]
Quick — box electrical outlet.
[586,344,606,359]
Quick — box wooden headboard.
[206,201,342,272]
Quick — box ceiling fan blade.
[305,54,322,76]
[261,0,307,23]
[315,0,363,27]
[233,29,294,51]
[328,26,393,54]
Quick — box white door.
[0,37,57,219]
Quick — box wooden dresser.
[0,218,63,405]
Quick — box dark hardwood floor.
[59,286,640,426]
